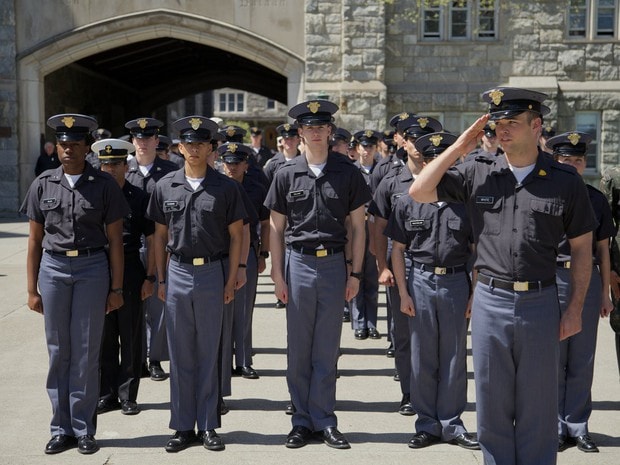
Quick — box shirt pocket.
[163,199,186,232]
[322,184,346,220]
[40,198,63,225]
[527,198,564,246]
[476,196,503,236]
[78,198,103,223]
[286,189,311,222]
[405,218,431,249]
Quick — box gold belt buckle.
[316,249,328,257]
[564,261,571,269]
[66,250,79,257]
[434,267,447,275]
[193,257,205,266]
[513,281,529,292]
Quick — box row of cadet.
[21,87,620,464]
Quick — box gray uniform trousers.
[143,282,169,362]
[234,248,259,367]
[556,267,601,437]
[166,258,224,431]
[220,258,234,397]
[350,246,379,331]
[286,248,346,431]
[386,249,412,395]
[472,281,560,465]
[39,251,109,437]
[408,266,469,441]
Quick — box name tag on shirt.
[289,190,305,198]
[409,219,425,227]
[475,195,495,205]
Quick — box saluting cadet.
[125,117,178,382]
[550,132,615,454]
[350,129,380,340]
[147,116,246,453]
[265,99,371,449]
[385,132,479,450]
[369,115,443,417]
[220,142,270,379]
[411,87,597,465]
[95,138,155,417]
[264,122,301,184]
[22,114,129,455]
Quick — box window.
[267,99,276,110]
[218,92,245,113]
[567,0,618,39]
[421,0,498,41]
[575,112,600,172]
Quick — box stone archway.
[17,8,305,199]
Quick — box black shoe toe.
[286,425,312,448]
[202,429,225,451]
[149,362,167,381]
[121,400,140,415]
[77,435,99,454]
[450,432,480,450]
[45,435,77,454]
[322,426,350,449]
[575,435,599,453]
[408,431,440,449]
[165,430,197,452]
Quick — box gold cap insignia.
[284,124,291,131]
[307,101,321,114]
[61,116,75,128]
[228,143,238,153]
[105,145,112,154]
[365,130,374,138]
[528,104,533,110]
[489,89,504,105]
[137,118,148,129]
[429,134,443,147]
[226,126,235,137]
[189,118,202,130]
[417,117,429,129]
[568,132,581,145]
[538,169,547,176]
[399,112,409,120]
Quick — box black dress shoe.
[220,398,230,415]
[45,434,77,454]
[285,402,295,415]
[354,328,369,340]
[77,435,99,454]
[575,434,599,453]
[236,365,259,379]
[275,299,286,309]
[121,400,140,415]
[368,328,381,339]
[200,429,225,451]
[450,432,480,450]
[97,398,120,414]
[398,394,415,416]
[165,430,197,452]
[286,425,313,448]
[322,426,350,449]
[343,310,351,322]
[558,434,575,452]
[393,371,400,381]
[386,343,395,358]
[149,361,167,381]
[408,431,441,449]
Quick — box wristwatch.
[350,271,363,280]
[110,288,123,295]
[259,251,269,259]
[145,275,156,283]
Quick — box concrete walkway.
[0,218,618,465]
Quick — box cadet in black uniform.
[22,114,129,455]
[550,132,614,453]
[249,126,275,167]
[265,100,371,449]
[147,116,246,453]
[264,122,301,184]
[125,117,178,382]
[330,127,353,156]
[385,132,479,450]
[411,87,597,465]
[369,115,442,416]
[95,138,155,417]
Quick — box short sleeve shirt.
[126,156,179,195]
[20,163,130,251]
[368,166,414,220]
[436,151,597,281]
[121,182,155,254]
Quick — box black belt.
[170,253,225,266]
[45,246,105,257]
[290,244,344,257]
[477,273,555,292]
[413,261,467,275]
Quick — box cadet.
[330,127,353,156]
[85,127,111,169]
[411,87,596,465]
[264,122,301,184]
[350,129,381,340]
[147,116,246,452]
[219,125,270,189]
[386,132,479,450]
[21,114,128,455]
[550,132,614,453]
[369,115,443,417]
[265,99,371,449]
[220,142,270,379]
[125,117,178,381]
[249,126,275,167]
[465,121,503,161]
[156,134,185,169]
[600,167,620,376]
[95,138,155,417]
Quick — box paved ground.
[0,218,619,465]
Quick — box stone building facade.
[1,0,619,214]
